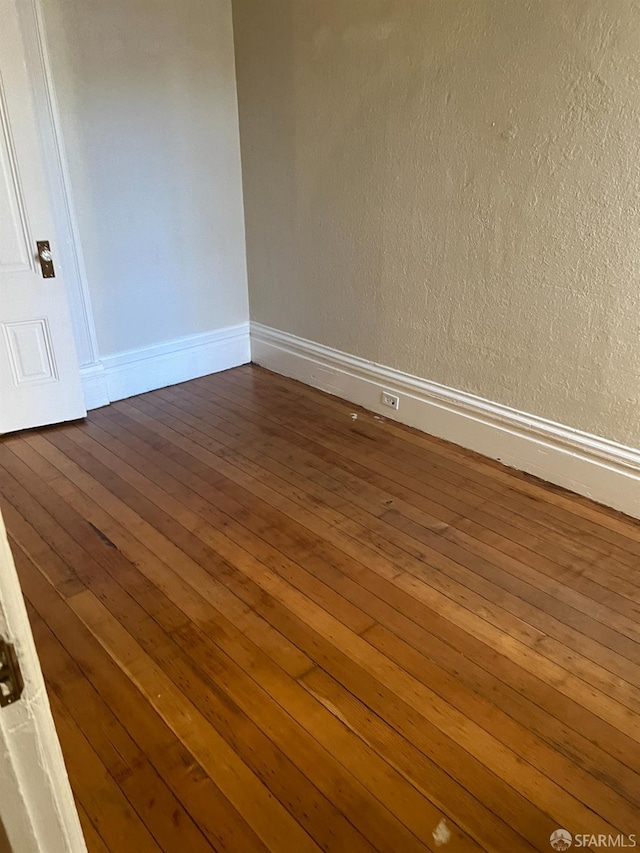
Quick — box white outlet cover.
[381,391,399,409]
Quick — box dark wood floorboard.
[1,365,638,852]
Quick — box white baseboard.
[79,362,109,410]
[81,323,250,408]
[251,322,640,519]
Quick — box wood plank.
[164,379,640,629]
[27,607,214,853]
[68,586,322,853]
[19,433,625,839]
[0,365,637,852]
[24,411,640,810]
[225,364,640,531]
[103,395,640,711]
[193,373,640,603]
[2,443,477,852]
[13,542,267,853]
[230,367,640,552]
[125,386,640,675]
[77,806,110,853]
[135,382,635,630]
[21,410,640,824]
[46,689,162,853]
[212,368,640,612]
[7,442,539,849]
[0,482,338,838]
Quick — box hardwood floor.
[1,365,639,852]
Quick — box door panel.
[0,97,33,274]
[0,0,85,434]
[3,319,58,386]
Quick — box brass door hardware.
[36,240,55,278]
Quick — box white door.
[0,0,86,434]
[0,509,86,852]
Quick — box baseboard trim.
[82,323,251,408]
[251,322,640,519]
[79,362,109,410]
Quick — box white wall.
[41,0,249,362]
[234,0,640,450]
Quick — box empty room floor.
[0,365,638,852]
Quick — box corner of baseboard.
[80,362,109,410]
[82,323,251,409]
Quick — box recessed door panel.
[2,319,58,386]
[0,81,32,275]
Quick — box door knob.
[36,240,55,278]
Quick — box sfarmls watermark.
[550,829,637,850]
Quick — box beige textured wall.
[233,0,640,446]
[42,0,249,358]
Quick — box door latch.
[36,240,55,278]
[0,639,24,708]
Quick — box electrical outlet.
[381,391,399,410]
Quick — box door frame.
[15,0,106,405]
[0,512,86,852]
